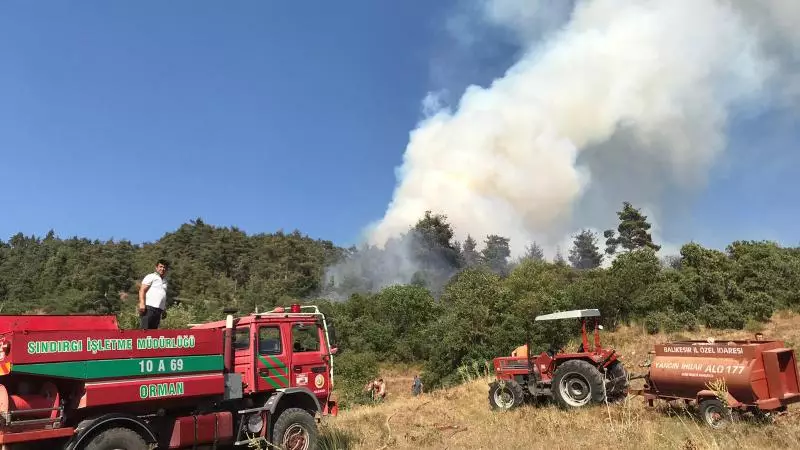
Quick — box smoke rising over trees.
[368,0,800,260]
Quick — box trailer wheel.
[552,360,605,409]
[699,398,731,429]
[272,407,318,450]
[488,380,525,410]
[83,427,147,450]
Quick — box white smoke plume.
[367,0,800,259]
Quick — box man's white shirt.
[142,273,168,310]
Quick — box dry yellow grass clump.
[320,311,800,450]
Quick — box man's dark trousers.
[140,305,163,329]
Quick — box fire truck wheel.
[272,407,318,450]
[552,360,605,409]
[83,427,147,450]
[488,380,525,410]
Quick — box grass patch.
[318,424,360,450]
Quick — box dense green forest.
[2,203,800,404]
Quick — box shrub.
[698,302,746,330]
[742,292,775,322]
[644,312,664,334]
[331,351,379,408]
[675,311,699,331]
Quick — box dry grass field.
[319,311,800,450]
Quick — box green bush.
[331,351,379,408]
[644,312,663,334]
[675,311,699,331]
[742,292,775,322]
[642,311,682,334]
[698,302,746,330]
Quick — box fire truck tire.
[551,360,605,409]
[82,427,148,450]
[488,380,525,410]
[271,407,318,450]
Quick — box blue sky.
[1,1,798,251]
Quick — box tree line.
[1,204,799,403]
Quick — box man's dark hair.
[157,259,170,268]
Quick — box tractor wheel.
[699,398,732,429]
[604,361,629,402]
[488,379,525,410]
[551,360,605,409]
[272,407,318,450]
[83,427,148,450]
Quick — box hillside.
[320,311,800,450]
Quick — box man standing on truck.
[138,259,169,329]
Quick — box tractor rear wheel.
[488,379,525,410]
[551,360,605,409]
[604,361,629,402]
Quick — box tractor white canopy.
[534,309,601,321]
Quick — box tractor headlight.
[246,413,264,434]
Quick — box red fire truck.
[0,304,338,450]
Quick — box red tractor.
[488,308,628,410]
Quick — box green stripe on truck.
[13,355,223,379]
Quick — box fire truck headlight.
[246,413,264,434]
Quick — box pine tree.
[481,235,511,275]
[461,235,481,267]
[523,242,545,261]
[568,229,603,269]
[604,202,661,255]
[553,246,566,265]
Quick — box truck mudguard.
[64,413,158,450]
[266,387,322,414]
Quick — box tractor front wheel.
[552,360,605,409]
[488,380,525,410]
[604,361,629,402]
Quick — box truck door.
[255,324,290,390]
[289,322,328,395]
[232,326,255,393]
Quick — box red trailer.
[640,338,800,428]
[0,304,338,449]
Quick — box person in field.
[138,259,169,329]
[375,378,386,402]
[412,375,423,396]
